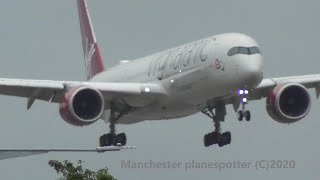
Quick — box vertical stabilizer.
[77,0,104,79]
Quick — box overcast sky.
[0,0,319,179]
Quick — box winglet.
[77,0,105,79]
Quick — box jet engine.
[266,83,311,124]
[59,86,105,126]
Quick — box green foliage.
[49,160,116,180]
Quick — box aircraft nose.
[236,55,263,88]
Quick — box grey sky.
[0,0,319,179]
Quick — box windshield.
[227,46,262,56]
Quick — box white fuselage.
[91,33,264,124]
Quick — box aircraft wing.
[0,146,136,160]
[250,74,320,100]
[220,74,320,111]
[0,149,47,160]
[0,78,166,108]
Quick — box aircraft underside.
[98,87,252,148]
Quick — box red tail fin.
[77,0,104,80]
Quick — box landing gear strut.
[202,103,231,147]
[237,89,251,121]
[99,105,127,147]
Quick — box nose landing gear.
[237,89,251,121]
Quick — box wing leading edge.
[251,74,320,100]
[210,74,320,112]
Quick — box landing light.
[238,90,244,95]
[242,97,247,103]
[170,79,174,83]
[244,90,249,94]
[144,87,151,93]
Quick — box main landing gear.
[237,89,251,121]
[99,105,127,147]
[202,103,231,147]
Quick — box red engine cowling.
[266,83,311,124]
[59,86,105,126]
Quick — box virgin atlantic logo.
[215,59,224,71]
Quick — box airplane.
[0,0,318,148]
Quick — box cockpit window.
[227,46,262,56]
[238,47,249,54]
[227,47,238,56]
[249,47,258,54]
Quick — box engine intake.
[59,86,104,126]
[266,83,311,124]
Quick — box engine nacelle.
[59,86,105,126]
[266,83,311,124]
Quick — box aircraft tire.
[237,111,244,121]
[244,111,251,121]
[99,133,114,147]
